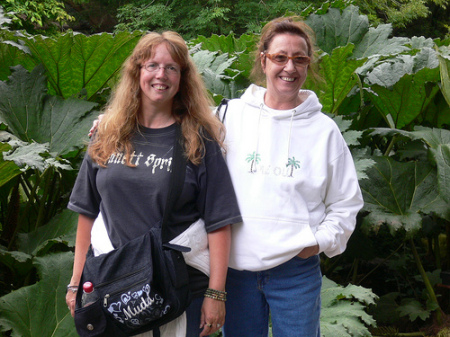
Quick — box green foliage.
[189,33,257,103]
[320,276,378,336]
[0,6,12,30]
[306,44,366,115]
[360,156,449,234]
[16,209,78,256]
[355,0,449,29]
[2,0,75,35]
[0,64,98,155]
[13,31,143,100]
[115,3,174,33]
[0,252,77,337]
[113,0,313,39]
[439,45,450,108]
[359,0,450,39]
[397,298,432,321]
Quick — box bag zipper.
[95,265,147,289]
[103,277,151,308]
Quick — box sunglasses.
[264,52,310,67]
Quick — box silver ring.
[206,323,212,328]
[216,324,221,328]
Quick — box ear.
[260,52,266,73]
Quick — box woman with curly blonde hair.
[66,31,242,337]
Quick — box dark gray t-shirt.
[68,123,242,295]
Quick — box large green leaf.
[326,115,375,181]
[0,252,77,337]
[0,159,20,188]
[320,276,377,337]
[397,298,431,322]
[189,33,257,81]
[0,141,21,187]
[308,44,366,114]
[0,64,98,155]
[438,45,450,108]
[351,148,376,181]
[23,31,143,99]
[17,209,78,256]
[366,66,440,129]
[365,48,440,88]
[352,24,410,59]
[431,144,450,203]
[0,247,33,279]
[370,126,450,150]
[360,156,450,234]
[191,49,243,100]
[0,34,37,81]
[3,141,50,172]
[190,33,257,54]
[370,127,450,203]
[306,5,369,55]
[306,5,409,58]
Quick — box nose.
[284,59,296,72]
[155,66,167,77]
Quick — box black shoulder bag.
[74,124,191,337]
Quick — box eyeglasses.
[264,53,310,67]
[142,63,181,75]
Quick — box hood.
[240,84,323,121]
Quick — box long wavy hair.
[89,31,224,166]
[250,16,320,86]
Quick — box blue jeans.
[186,296,207,337]
[223,255,322,337]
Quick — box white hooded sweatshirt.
[219,84,364,271]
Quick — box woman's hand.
[297,244,319,259]
[88,114,104,137]
[67,214,95,317]
[199,297,225,337]
[66,289,77,317]
[200,225,230,336]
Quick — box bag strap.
[216,98,229,123]
[161,123,187,245]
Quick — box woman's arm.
[66,214,95,316]
[199,224,231,337]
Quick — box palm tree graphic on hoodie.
[286,157,300,177]
[246,152,261,173]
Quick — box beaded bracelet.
[204,288,227,302]
[66,285,78,293]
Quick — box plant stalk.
[409,238,443,325]
[383,135,397,157]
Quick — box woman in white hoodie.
[218,17,364,337]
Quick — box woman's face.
[139,43,181,112]
[262,33,309,109]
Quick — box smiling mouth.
[280,77,296,82]
[153,84,168,90]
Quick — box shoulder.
[216,84,265,119]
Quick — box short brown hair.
[250,16,319,86]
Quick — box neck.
[139,99,176,128]
[138,110,175,129]
[264,92,304,110]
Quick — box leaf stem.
[409,238,442,325]
[383,134,397,156]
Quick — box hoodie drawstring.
[249,104,264,173]
[286,108,296,167]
